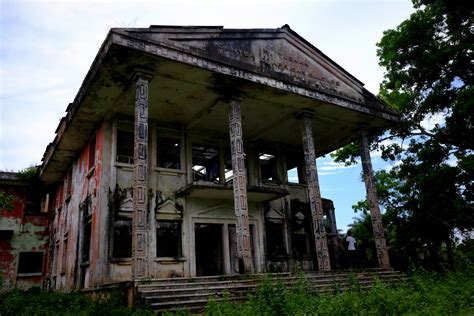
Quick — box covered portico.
[40,25,397,286]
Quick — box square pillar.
[359,130,391,268]
[132,71,153,279]
[298,112,331,271]
[228,98,252,273]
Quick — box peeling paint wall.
[48,121,111,291]
[0,177,49,290]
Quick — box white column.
[228,98,252,273]
[132,72,152,279]
[298,112,331,271]
[359,130,390,268]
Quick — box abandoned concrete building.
[2,25,399,294]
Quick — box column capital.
[130,68,154,82]
[295,109,314,120]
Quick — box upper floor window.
[259,152,281,183]
[286,151,305,184]
[88,135,96,170]
[157,136,181,169]
[116,130,134,164]
[192,144,220,183]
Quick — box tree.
[333,0,473,270]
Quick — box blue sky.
[0,0,416,231]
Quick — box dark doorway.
[195,224,223,276]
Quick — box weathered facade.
[32,25,397,291]
[0,172,49,290]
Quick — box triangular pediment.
[266,207,284,221]
[119,25,370,105]
[119,197,133,213]
[156,199,182,215]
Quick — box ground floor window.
[156,220,182,257]
[113,219,132,258]
[265,221,287,258]
[17,252,43,274]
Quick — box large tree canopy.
[334,0,473,270]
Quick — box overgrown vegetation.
[0,190,14,212]
[333,0,473,271]
[2,270,472,315]
[204,269,474,315]
[0,288,153,316]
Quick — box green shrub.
[0,289,153,315]
[201,269,474,315]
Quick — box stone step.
[138,273,402,293]
[137,270,402,290]
[137,270,407,312]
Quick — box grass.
[0,269,472,315]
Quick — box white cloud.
[420,112,446,131]
[0,1,414,171]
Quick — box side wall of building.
[0,177,49,290]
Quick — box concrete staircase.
[137,269,407,313]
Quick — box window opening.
[156,221,182,257]
[17,252,43,274]
[88,135,96,170]
[286,152,305,184]
[79,196,92,263]
[223,147,234,184]
[61,236,68,274]
[259,152,280,182]
[113,219,132,258]
[192,144,220,183]
[66,169,73,197]
[116,130,134,164]
[291,200,313,258]
[265,221,287,257]
[157,136,181,169]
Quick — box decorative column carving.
[228,98,252,273]
[132,72,152,279]
[359,129,390,268]
[298,112,331,271]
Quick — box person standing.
[346,230,357,268]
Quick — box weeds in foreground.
[0,270,472,315]
[205,269,474,315]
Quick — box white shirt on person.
[346,236,356,250]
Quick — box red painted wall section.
[0,183,49,290]
[89,122,105,285]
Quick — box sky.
[0,0,415,231]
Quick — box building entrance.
[195,223,224,276]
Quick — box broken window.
[88,135,96,170]
[113,219,132,258]
[116,130,134,164]
[223,147,234,184]
[192,144,220,183]
[82,215,91,263]
[286,152,305,184]
[65,168,73,197]
[259,152,280,183]
[156,221,182,257]
[54,242,59,274]
[291,200,313,258]
[265,221,287,257]
[157,136,181,169]
[61,235,68,274]
[18,252,43,274]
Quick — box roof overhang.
[40,25,398,185]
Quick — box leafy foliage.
[0,190,14,212]
[0,288,153,315]
[204,269,474,315]
[333,0,473,270]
